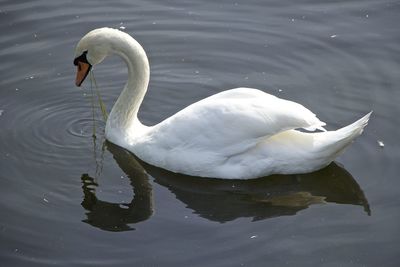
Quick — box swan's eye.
[73,50,90,66]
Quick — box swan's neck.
[105,35,150,141]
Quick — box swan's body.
[74,28,371,179]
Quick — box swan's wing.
[150,88,326,155]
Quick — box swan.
[73,27,371,179]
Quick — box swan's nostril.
[75,61,91,87]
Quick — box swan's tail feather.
[335,111,372,141]
[315,111,372,160]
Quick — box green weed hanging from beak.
[81,70,109,139]
[90,71,108,122]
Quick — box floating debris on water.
[119,26,126,30]
[330,34,337,38]
[43,198,49,203]
[377,140,384,148]
[0,110,3,116]
[250,235,257,239]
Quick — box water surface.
[0,0,399,266]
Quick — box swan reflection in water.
[81,142,370,232]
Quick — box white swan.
[73,28,371,179]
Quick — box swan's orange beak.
[75,61,91,87]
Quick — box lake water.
[0,0,399,266]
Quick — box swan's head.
[73,28,118,86]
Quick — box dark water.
[1,0,399,266]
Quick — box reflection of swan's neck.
[105,34,150,140]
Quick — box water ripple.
[0,0,399,266]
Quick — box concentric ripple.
[0,85,107,168]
